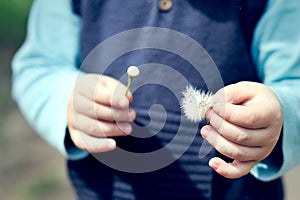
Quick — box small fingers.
[212,102,268,129]
[201,125,263,162]
[72,114,132,137]
[71,130,117,153]
[209,157,256,179]
[74,96,136,122]
[75,74,132,109]
[94,86,132,109]
[95,76,133,108]
[95,106,136,122]
[206,110,267,146]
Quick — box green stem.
[125,76,132,96]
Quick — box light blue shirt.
[12,0,300,181]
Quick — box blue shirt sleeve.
[251,0,300,181]
[11,0,88,160]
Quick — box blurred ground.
[285,165,300,200]
[0,45,74,200]
[0,2,75,198]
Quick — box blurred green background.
[0,0,32,45]
[0,1,73,199]
[0,1,299,200]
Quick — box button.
[159,0,172,11]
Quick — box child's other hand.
[67,74,136,153]
[200,81,282,179]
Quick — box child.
[12,0,300,199]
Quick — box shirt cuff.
[64,127,89,160]
[251,83,300,181]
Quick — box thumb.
[212,81,258,105]
[210,82,264,128]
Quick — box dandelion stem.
[125,76,132,96]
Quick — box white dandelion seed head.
[127,66,140,78]
[181,85,213,122]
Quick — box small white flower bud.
[127,66,140,78]
[125,65,140,96]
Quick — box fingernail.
[209,159,219,170]
[107,139,116,148]
[119,123,132,134]
[128,110,136,121]
[201,127,209,138]
[118,97,128,107]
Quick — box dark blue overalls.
[67,0,284,199]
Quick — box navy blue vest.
[68,0,283,199]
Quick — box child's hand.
[67,74,136,153]
[200,81,283,179]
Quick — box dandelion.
[125,66,140,96]
[181,85,213,122]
